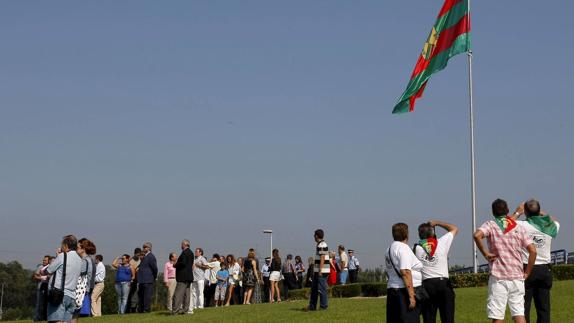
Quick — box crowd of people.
[30,197,558,323]
[31,228,361,322]
[386,198,559,323]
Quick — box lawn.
[8,280,574,322]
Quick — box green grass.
[7,280,574,322]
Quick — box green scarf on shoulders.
[527,214,558,238]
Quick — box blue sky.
[1,0,572,269]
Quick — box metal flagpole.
[467,0,478,274]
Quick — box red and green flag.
[392,0,471,114]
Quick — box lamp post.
[262,229,273,260]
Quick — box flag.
[392,0,471,114]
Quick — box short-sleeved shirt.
[216,269,229,287]
[314,240,330,274]
[339,252,349,270]
[348,256,360,270]
[227,263,241,284]
[208,261,221,284]
[193,256,208,282]
[518,220,560,265]
[414,232,454,280]
[478,220,532,280]
[46,251,83,298]
[385,241,423,289]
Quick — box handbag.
[48,252,67,305]
[75,259,90,308]
[387,248,428,301]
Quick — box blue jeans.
[339,270,348,285]
[309,273,328,310]
[115,282,130,314]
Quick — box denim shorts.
[47,295,76,322]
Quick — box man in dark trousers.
[511,199,560,323]
[414,220,458,323]
[137,242,158,313]
[172,239,194,315]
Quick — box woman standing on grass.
[304,257,314,288]
[224,254,240,306]
[269,249,282,303]
[295,255,305,289]
[242,251,259,304]
[328,251,338,287]
[112,254,133,314]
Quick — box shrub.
[360,283,387,297]
[331,284,362,298]
[288,288,310,300]
[450,273,489,288]
[552,264,574,281]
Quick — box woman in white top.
[224,254,241,306]
[385,222,423,323]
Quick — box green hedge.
[286,265,574,299]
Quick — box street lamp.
[262,229,273,260]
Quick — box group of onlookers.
[33,236,106,322]
[32,228,358,320]
[385,198,559,323]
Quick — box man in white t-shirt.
[414,220,458,323]
[511,199,559,323]
[385,222,423,323]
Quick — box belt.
[423,277,449,282]
[168,277,176,279]
[95,281,104,284]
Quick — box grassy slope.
[8,280,574,322]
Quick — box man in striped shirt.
[306,229,330,311]
[474,199,537,323]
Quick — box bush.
[450,273,489,288]
[360,283,387,297]
[288,288,310,300]
[552,264,574,281]
[331,284,362,298]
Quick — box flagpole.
[467,0,478,274]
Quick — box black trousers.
[137,283,154,313]
[126,282,138,313]
[263,277,270,302]
[421,278,455,323]
[349,269,358,283]
[204,283,217,307]
[387,288,421,323]
[525,264,552,323]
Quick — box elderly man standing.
[137,242,158,313]
[511,199,560,323]
[474,199,537,323]
[172,239,194,315]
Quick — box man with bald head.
[172,239,195,315]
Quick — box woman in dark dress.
[242,251,259,304]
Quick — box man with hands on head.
[414,219,458,323]
[511,199,559,323]
[474,199,537,323]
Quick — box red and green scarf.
[418,237,438,257]
[527,214,558,238]
[494,216,517,234]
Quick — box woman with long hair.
[242,251,259,304]
[294,255,305,289]
[224,254,240,306]
[269,249,282,303]
[328,251,338,287]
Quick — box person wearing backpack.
[40,235,83,323]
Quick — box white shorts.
[269,271,281,282]
[487,276,525,320]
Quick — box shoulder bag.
[387,248,429,302]
[48,252,67,305]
